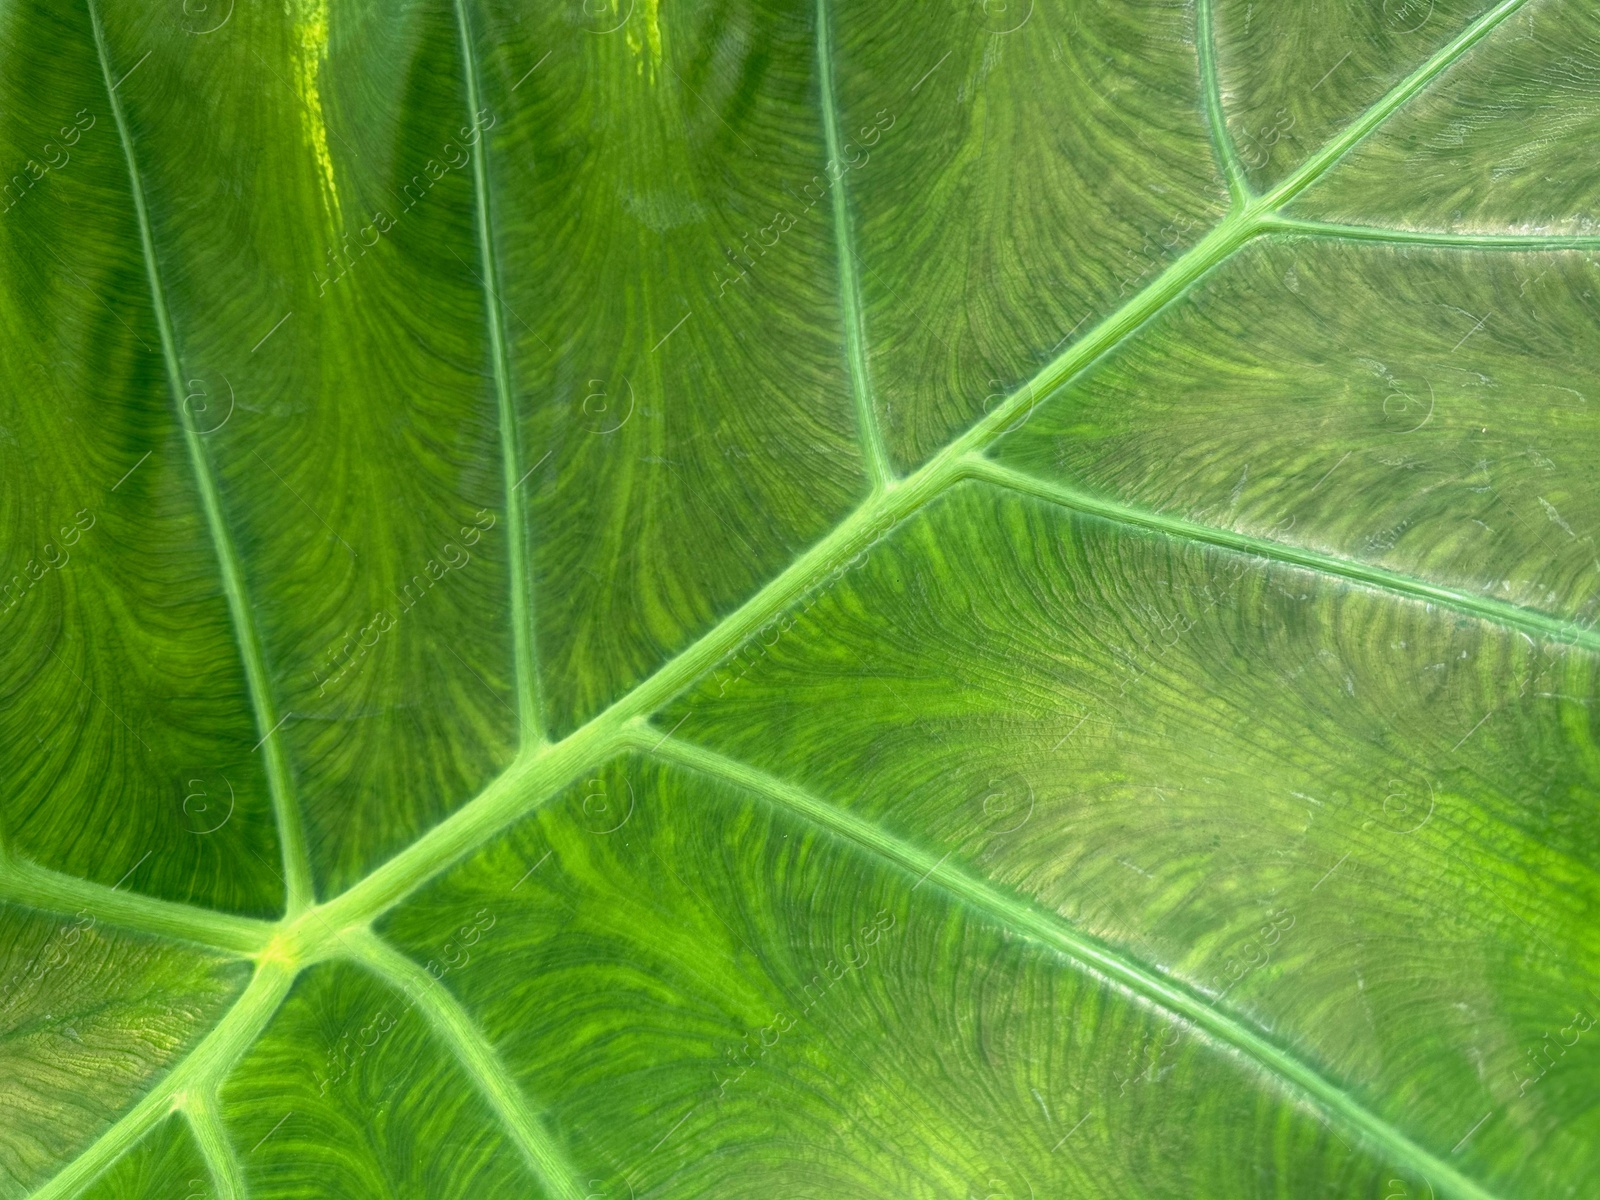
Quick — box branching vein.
[182,1086,245,1200]
[289,0,1558,950]
[34,2,1565,1196]
[29,962,293,1200]
[0,853,273,954]
[342,929,585,1200]
[89,0,314,916]
[1263,0,1531,209]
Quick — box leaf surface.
[1,0,1596,1197]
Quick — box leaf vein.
[342,929,585,1200]
[963,456,1600,655]
[88,0,314,914]
[816,0,893,488]
[631,729,1504,1200]
[451,0,546,745]
[27,962,293,1200]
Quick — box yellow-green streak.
[89,0,314,915]
[343,929,585,1200]
[633,730,1503,1200]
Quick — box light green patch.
[287,0,341,225]
[626,0,663,75]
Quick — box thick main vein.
[342,930,585,1200]
[29,961,293,1200]
[89,0,314,915]
[816,0,892,488]
[451,0,545,745]
[964,456,1600,655]
[291,0,1542,949]
[39,4,1550,1193]
[635,731,1503,1200]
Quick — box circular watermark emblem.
[1380,378,1434,434]
[1383,0,1434,33]
[182,375,234,434]
[180,0,233,35]
[577,376,635,435]
[973,0,1034,35]
[976,775,1035,835]
[181,775,235,834]
[579,775,635,834]
[1368,778,1435,835]
[579,0,633,35]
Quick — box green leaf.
[1,0,1595,1196]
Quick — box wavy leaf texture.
[0,0,1596,1197]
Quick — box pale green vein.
[961,456,1600,654]
[816,0,892,489]
[88,0,314,916]
[181,1086,244,1200]
[0,854,273,955]
[1196,0,1248,204]
[1262,215,1600,251]
[28,962,293,1200]
[342,929,585,1200]
[451,0,545,745]
[294,718,627,947]
[29,14,1552,1194]
[1264,0,1531,208]
[631,729,1502,1200]
[932,210,1257,469]
[281,0,1542,946]
[950,0,1533,463]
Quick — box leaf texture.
[1,0,1597,1197]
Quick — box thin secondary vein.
[1196,0,1248,203]
[451,0,546,745]
[1263,216,1600,251]
[343,930,585,1200]
[632,731,1503,1200]
[961,456,1600,656]
[0,855,273,954]
[89,0,314,915]
[28,962,293,1200]
[182,1086,245,1200]
[816,0,893,489]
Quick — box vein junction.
[20,0,1554,1194]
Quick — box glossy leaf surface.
[1,0,1596,1197]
